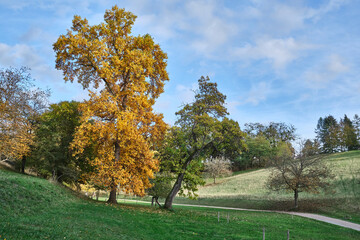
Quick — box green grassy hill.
[1,163,360,239]
[174,151,360,223]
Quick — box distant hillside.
[172,151,360,224]
[197,151,360,199]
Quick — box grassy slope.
[1,166,360,239]
[173,151,360,223]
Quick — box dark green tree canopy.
[30,101,93,184]
[339,114,358,151]
[161,76,246,209]
[316,115,340,153]
[244,122,296,147]
[241,135,273,168]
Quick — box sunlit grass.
[198,151,360,198]
[1,168,359,240]
[94,151,360,223]
[171,151,360,223]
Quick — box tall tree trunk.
[107,186,117,204]
[164,172,185,209]
[21,155,26,174]
[294,189,299,209]
[107,141,120,204]
[213,176,216,184]
[164,145,210,209]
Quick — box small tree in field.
[204,157,232,183]
[267,142,333,209]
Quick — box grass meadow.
[1,165,360,239]
[170,151,360,224]
[94,151,360,225]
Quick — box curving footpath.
[171,203,360,232]
[118,199,360,231]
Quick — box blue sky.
[1,0,359,140]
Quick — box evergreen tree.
[353,114,360,146]
[315,115,340,153]
[339,115,358,151]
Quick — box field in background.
[1,166,359,239]
[93,151,360,224]
[198,151,360,198]
[172,151,360,223]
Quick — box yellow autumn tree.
[0,67,49,173]
[53,6,169,203]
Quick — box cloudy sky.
[1,0,359,139]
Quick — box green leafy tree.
[316,115,340,153]
[245,122,296,147]
[147,173,173,206]
[241,135,273,168]
[353,114,360,146]
[339,114,358,151]
[161,76,246,209]
[30,101,93,185]
[212,118,247,161]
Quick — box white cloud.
[131,0,237,58]
[20,27,43,42]
[0,42,64,85]
[183,1,237,57]
[246,81,272,105]
[234,37,313,70]
[0,43,42,66]
[310,0,348,21]
[175,83,196,104]
[0,0,94,16]
[326,54,348,73]
[0,0,31,10]
[243,0,348,34]
[304,54,349,89]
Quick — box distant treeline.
[235,115,360,171]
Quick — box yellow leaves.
[54,6,169,99]
[71,84,165,195]
[55,6,169,197]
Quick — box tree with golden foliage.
[0,67,49,172]
[53,6,169,203]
